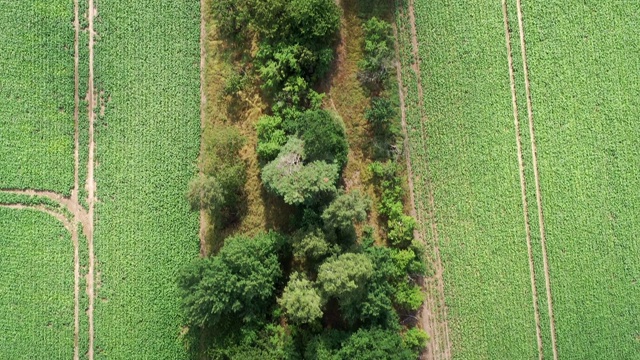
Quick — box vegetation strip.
[513,2,558,358]
[405,0,452,357]
[501,1,543,358]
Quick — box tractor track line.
[514,1,558,358]
[502,2,544,358]
[405,0,452,358]
[86,0,97,356]
[198,0,207,257]
[72,0,81,356]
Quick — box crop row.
[92,0,201,358]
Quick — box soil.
[86,0,97,357]
[514,1,558,357]
[198,0,207,257]
[502,2,544,358]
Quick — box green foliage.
[289,110,349,168]
[190,126,246,219]
[262,137,339,205]
[365,97,396,129]
[186,175,225,212]
[256,115,288,161]
[278,272,323,324]
[292,228,334,262]
[0,0,75,194]
[370,161,416,247]
[393,281,424,311]
[321,191,371,231]
[358,17,394,89]
[403,327,429,354]
[249,0,340,102]
[0,209,75,359]
[178,232,285,328]
[335,328,416,360]
[223,70,248,97]
[317,253,373,303]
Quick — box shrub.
[358,17,394,89]
[256,115,287,161]
[403,328,429,355]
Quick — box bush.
[365,97,395,129]
[403,327,429,355]
[336,328,415,360]
[289,110,348,168]
[188,126,246,218]
[370,161,416,247]
[358,17,394,89]
[256,115,288,161]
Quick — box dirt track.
[514,1,558,358]
[502,2,544,358]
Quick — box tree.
[336,328,416,360]
[261,137,339,205]
[278,272,323,324]
[317,253,373,303]
[177,232,285,328]
[358,17,394,88]
[292,228,333,262]
[321,190,371,231]
[289,110,348,169]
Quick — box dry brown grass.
[202,3,294,254]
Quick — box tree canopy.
[177,232,285,328]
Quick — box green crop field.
[398,0,640,359]
[0,208,75,359]
[519,1,640,358]
[0,0,75,195]
[92,0,201,358]
[396,1,540,358]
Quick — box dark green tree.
[288,110,349,169]
[177,232,285,328]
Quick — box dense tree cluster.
[179,2,427,359]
